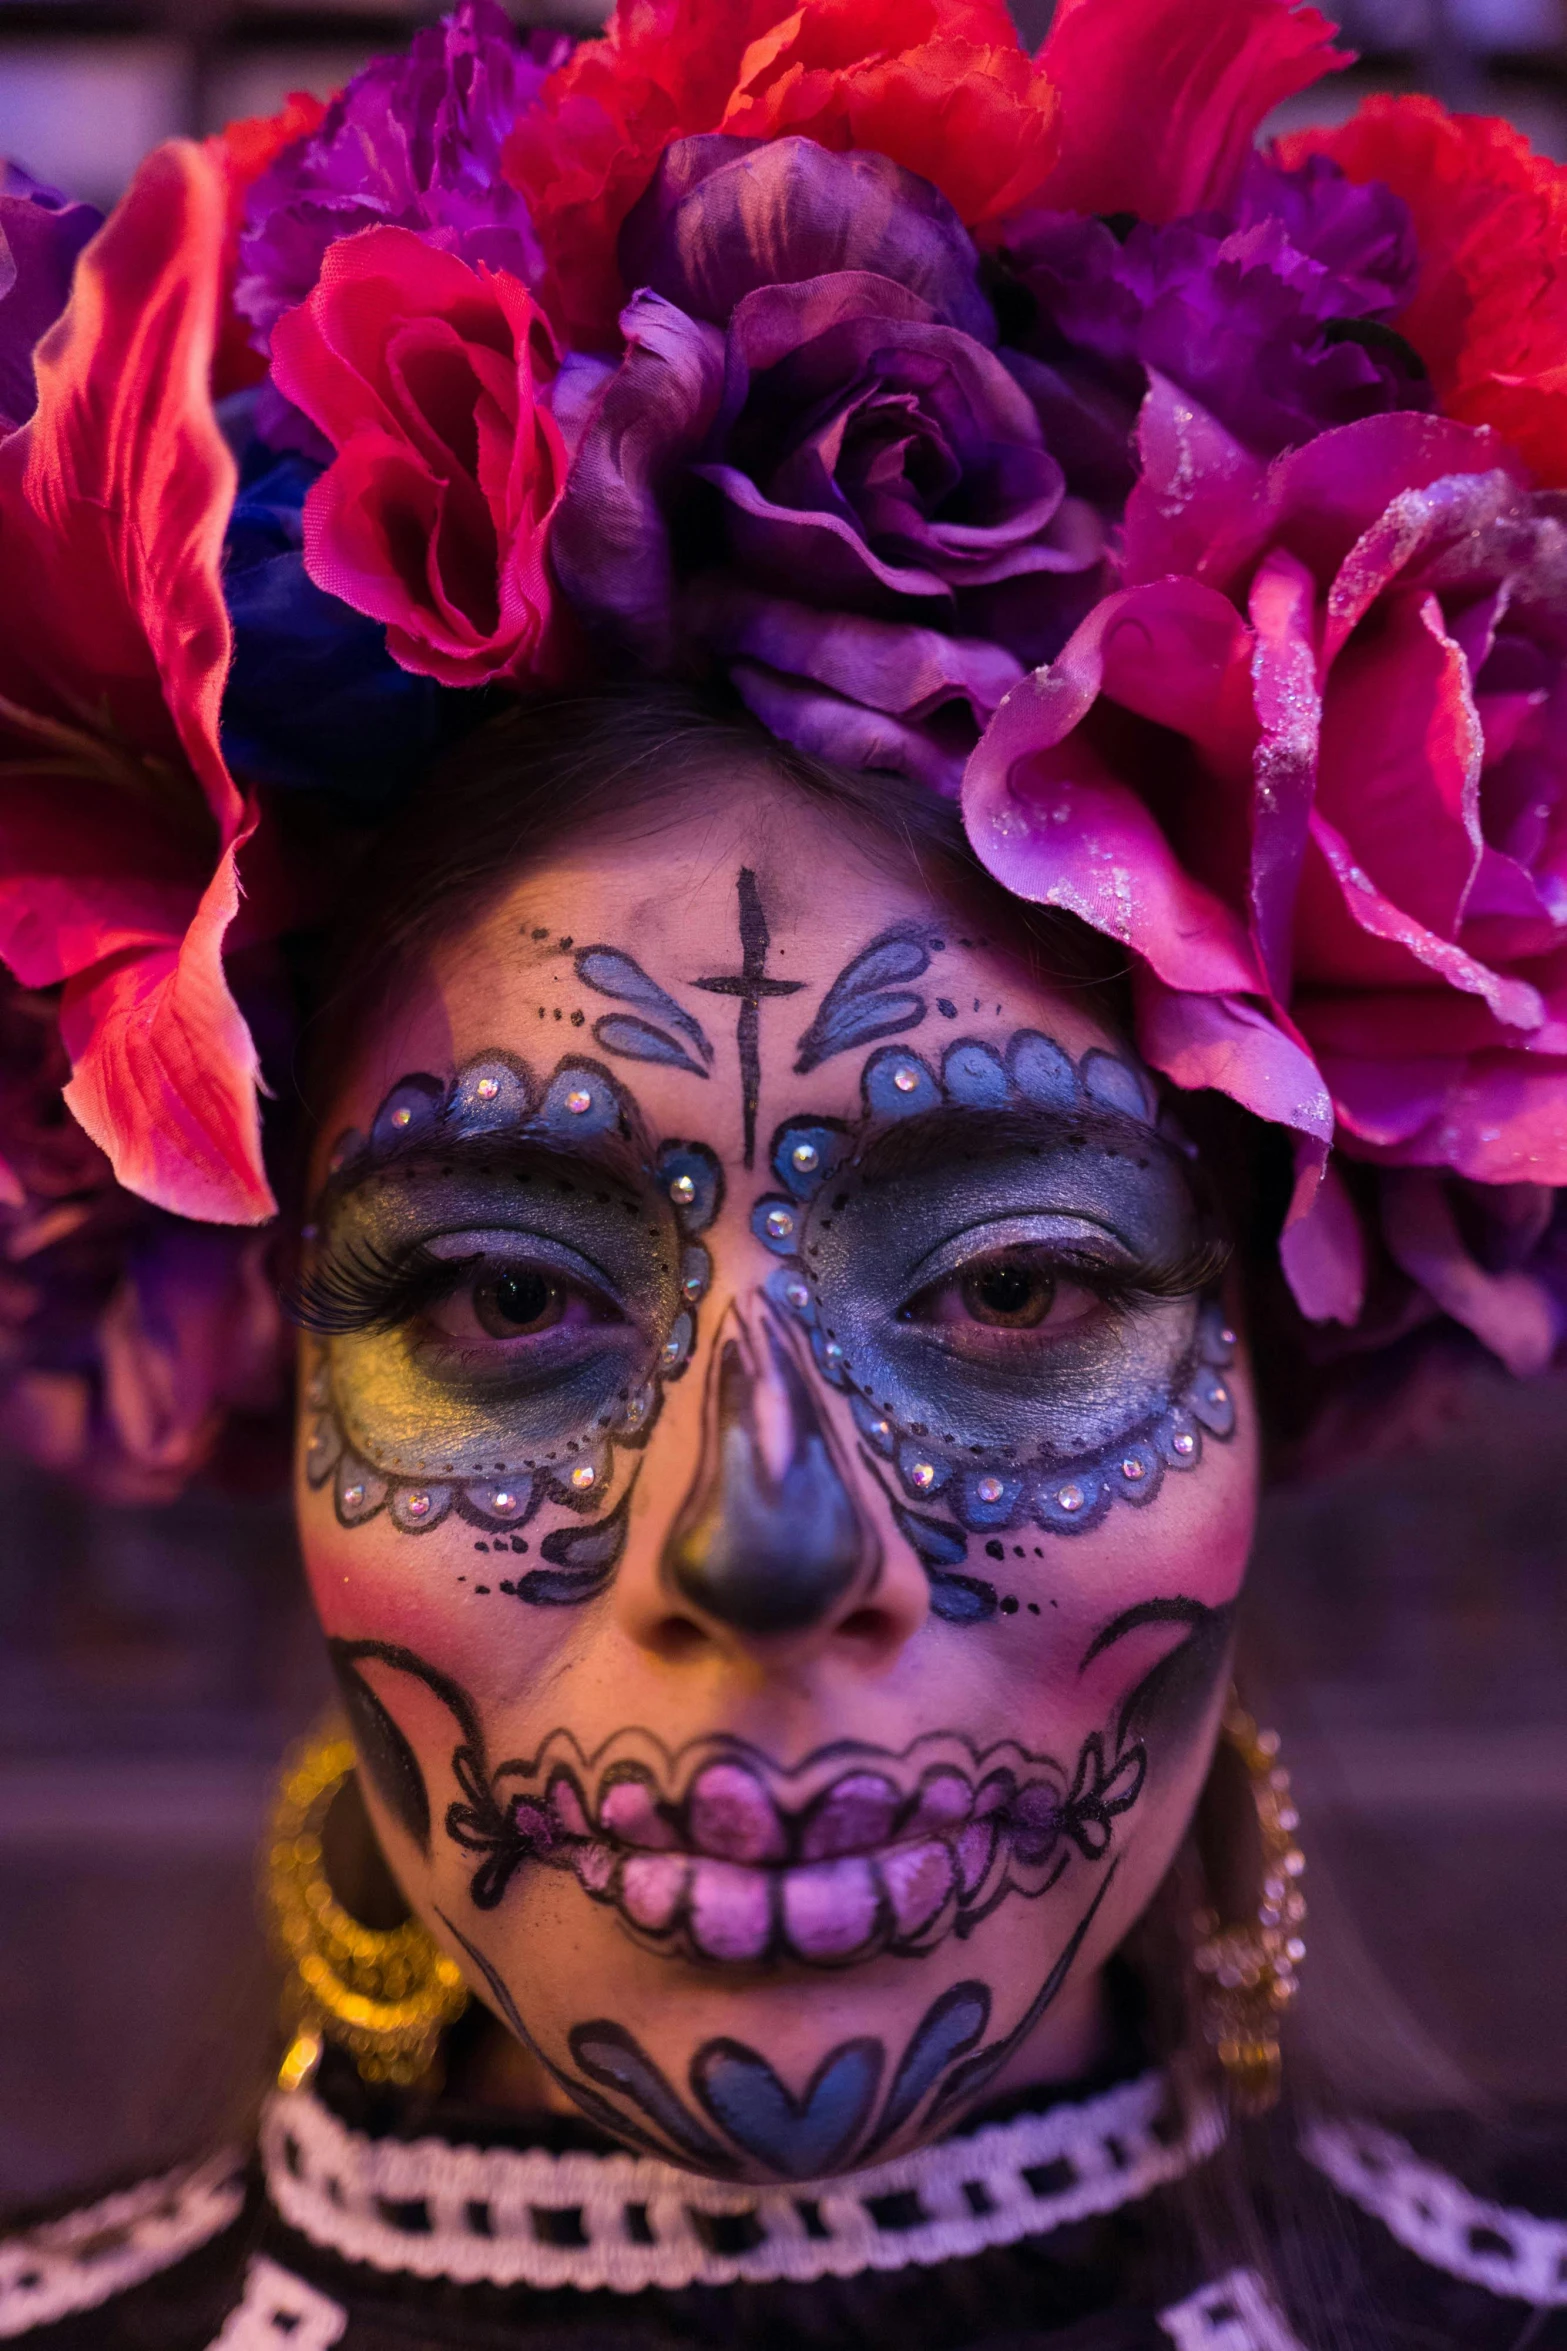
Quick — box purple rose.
[1001,153,1432,463]
[0,163,102,435]
[552,136,1106,796]
[234,0,569,354]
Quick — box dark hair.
[300,679,1130,1118]
[295,681,1375,1469]
[285,682,1486,2336]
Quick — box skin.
[293,774,1259,2182]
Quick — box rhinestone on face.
[1173,1432,1196,1457]
[765,1207,795,1240]
[475,1076,500,1102]
[1057,1483,1085,1513]
[791,1142,819,1173]
[669,1174,696,1206]
[909,1461,936,1491]
[1208,1381,1228,1407]
[682,1273,704,1299]
[564,1088,593,1115]
[570,1463,597,1491]
[823,1339,843,1365]
[892,1065,920,1094]
[870,1419,890,1442]
[784,1280,810,1310]
[342,1483,365,1510]
[405,1491,432,1520]
[390,1105,413,1129]
[661,1337,682,1366]
[1219,1325,1237,1347]
[976,1474,1005,1504]
[491,1491,518,1516]
[1121,1457,1145,1481]
[624,1398,645,1426]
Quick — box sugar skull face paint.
[297,1058,723,1569]
[293,775,1259,2177]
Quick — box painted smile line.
[489,1729,1145,1968]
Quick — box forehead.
[330,788,1124,1129]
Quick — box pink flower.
[0,140,272,1226]
[964,395,1567,1338]
[269,227,570,688]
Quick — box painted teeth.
[688,1857,773,1962]
[531,1757,1071,1965]
[881,1839,956,1939]
[619,1851,689,1932]
[906,1769,973,1835]
[686,1762,786,1864]
[780,1857,879,1961]
[953,1816,999,1898]
[799,1772,899,1861]
[597,1777,676,1850]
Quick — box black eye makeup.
[294,1053,722,1540]
[752,1034,1235,1539]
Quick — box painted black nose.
[662,1308,877,1638]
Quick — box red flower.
[504,0,1057,352]
[0,139,272,1226]
[1036,0,1349,225]
[719,0,1057,229]
[1277,96,1567,488]
[206,88,329,399]
[270,227,569,688]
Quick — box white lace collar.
[261,2066,1223,2294]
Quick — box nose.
[658,1303,891,1647]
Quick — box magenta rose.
[270,225,570,688]
[964,391,1567,1347]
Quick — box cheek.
[295,1457,531,1687]
[964,1384,1256,1718]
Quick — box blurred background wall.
[1,0,1565,2214]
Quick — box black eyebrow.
[844,1102,1183,1193]
[314,1121,657,1216]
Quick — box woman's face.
[295,781,1258,2182]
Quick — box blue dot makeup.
[295,1050,722,1548]
[753,1031,1234,1543]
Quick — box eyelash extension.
[284,1235,476,1337]
[1099,1235,1231,1309]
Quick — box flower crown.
[2,0,1566,1493]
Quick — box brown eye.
[473,1270,564,1337]
[960,1259,1055,1328]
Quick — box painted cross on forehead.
[294,881,1233,1629]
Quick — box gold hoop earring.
[1191,1694,1306,2117]
[267,1727,469,2092]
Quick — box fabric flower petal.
[963,593,1264,998]
[0,163,104,433]
[1380,1164,1558,1373]
[1036,0,1349,226]
[0,141,269,1222]
[621,135,997,343]
[1278,96,1567,487]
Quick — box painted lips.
[506,1747,1081,1967]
